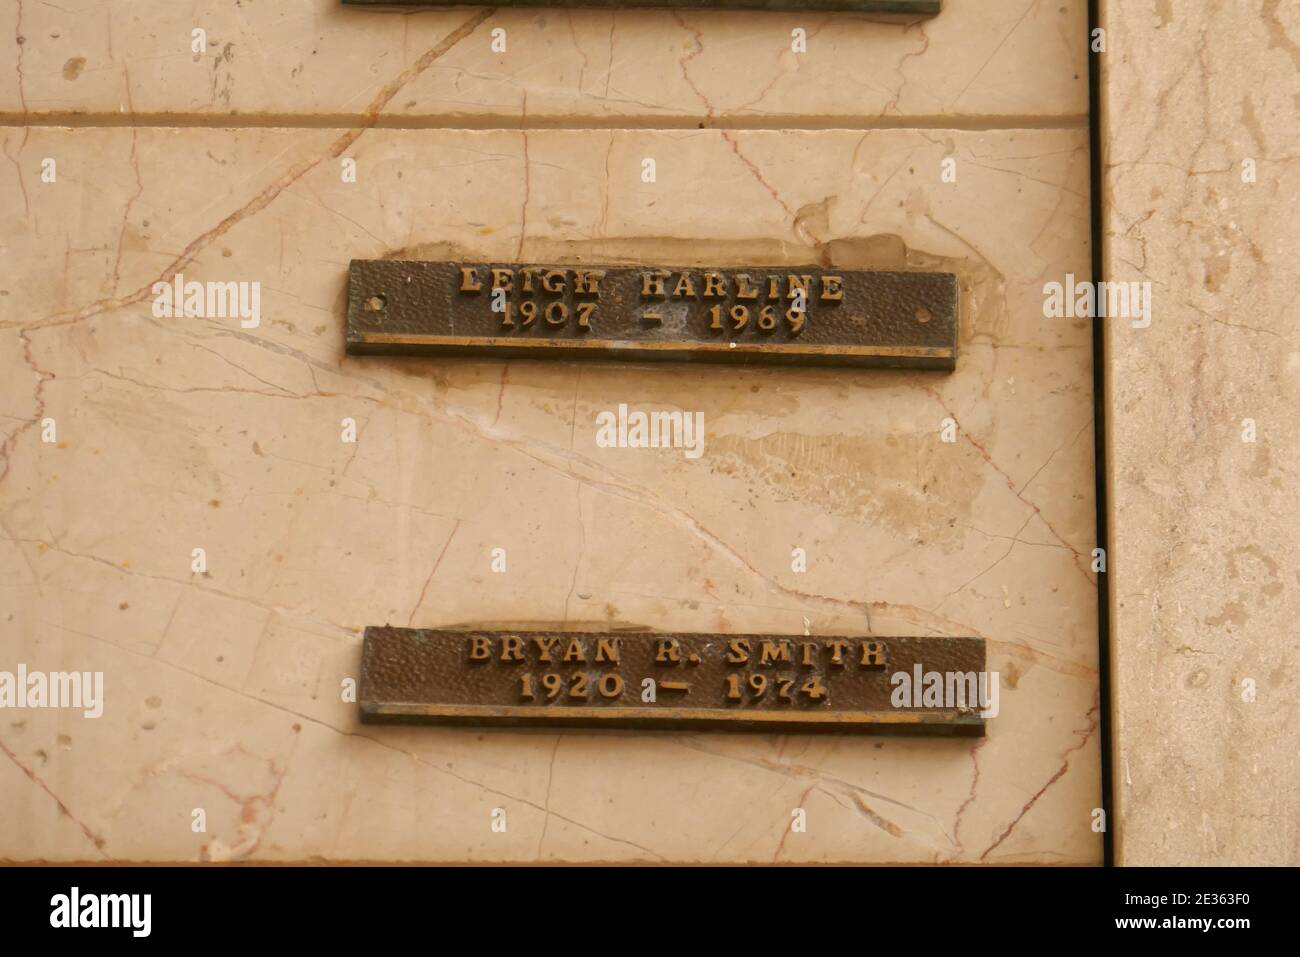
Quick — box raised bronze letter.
[702,272,727,299]
[641,270,668,298]
[656,638,682,663]
[573,270,604,295]
[672,273,698,299]
[860,641,887,668]
[491,268,514,293]
[826,639,851,667]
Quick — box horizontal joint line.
[0,112,1090,133]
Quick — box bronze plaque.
[344,1,939,16]
[358,627,987,735]
[346,260,958,370]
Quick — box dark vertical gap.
[1087,0,1115,868]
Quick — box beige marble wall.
[1,1,1087,122]
[0,2,1099,863]
[1100,0,1299,866]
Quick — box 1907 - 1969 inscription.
[346,260,959,369]
[358,627,986,735]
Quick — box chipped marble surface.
[0,6,1100,863]
[1101,0,1299,866]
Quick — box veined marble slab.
[0,125,1099,862]
[0,0,1087,123]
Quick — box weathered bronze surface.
[347,260,958,370]
[358,627,986,735]
[344,1,939,15]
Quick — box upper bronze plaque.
[344,1,939,14]
[347,260,958,370]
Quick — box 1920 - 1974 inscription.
[358,627,986,735]
[347,260,959,370]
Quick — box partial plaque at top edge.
[347,260,959,370]
[343,1,939,16]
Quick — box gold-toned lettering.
[598,673,624,698]
[544,300,567,325]
[727,639,752,664]
[641,270,669,298]
[786,275,812,301]
[702,272,727,299]
[574,270,604,295]
[594,637,621,664]
[672,273,697,299]
[542,270,566,294]
[735,274,760,300]
[759,640,792,665]
[491,268,514,292]
[460,267,482,292]
[860,641,886,667]
[820,275,844,301]
[500,636,525,662]
[800,642,817,667]
[825,639,851,667]
[563,638,586,662]
[533,636,559,662]
[469,636,491,660]
[655,638,682,663]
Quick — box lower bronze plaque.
[358,627,987,735]
[347,260,958,370]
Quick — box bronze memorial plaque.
[344,1,940,16]
[347,260,959,370]
[358,627,987,735]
